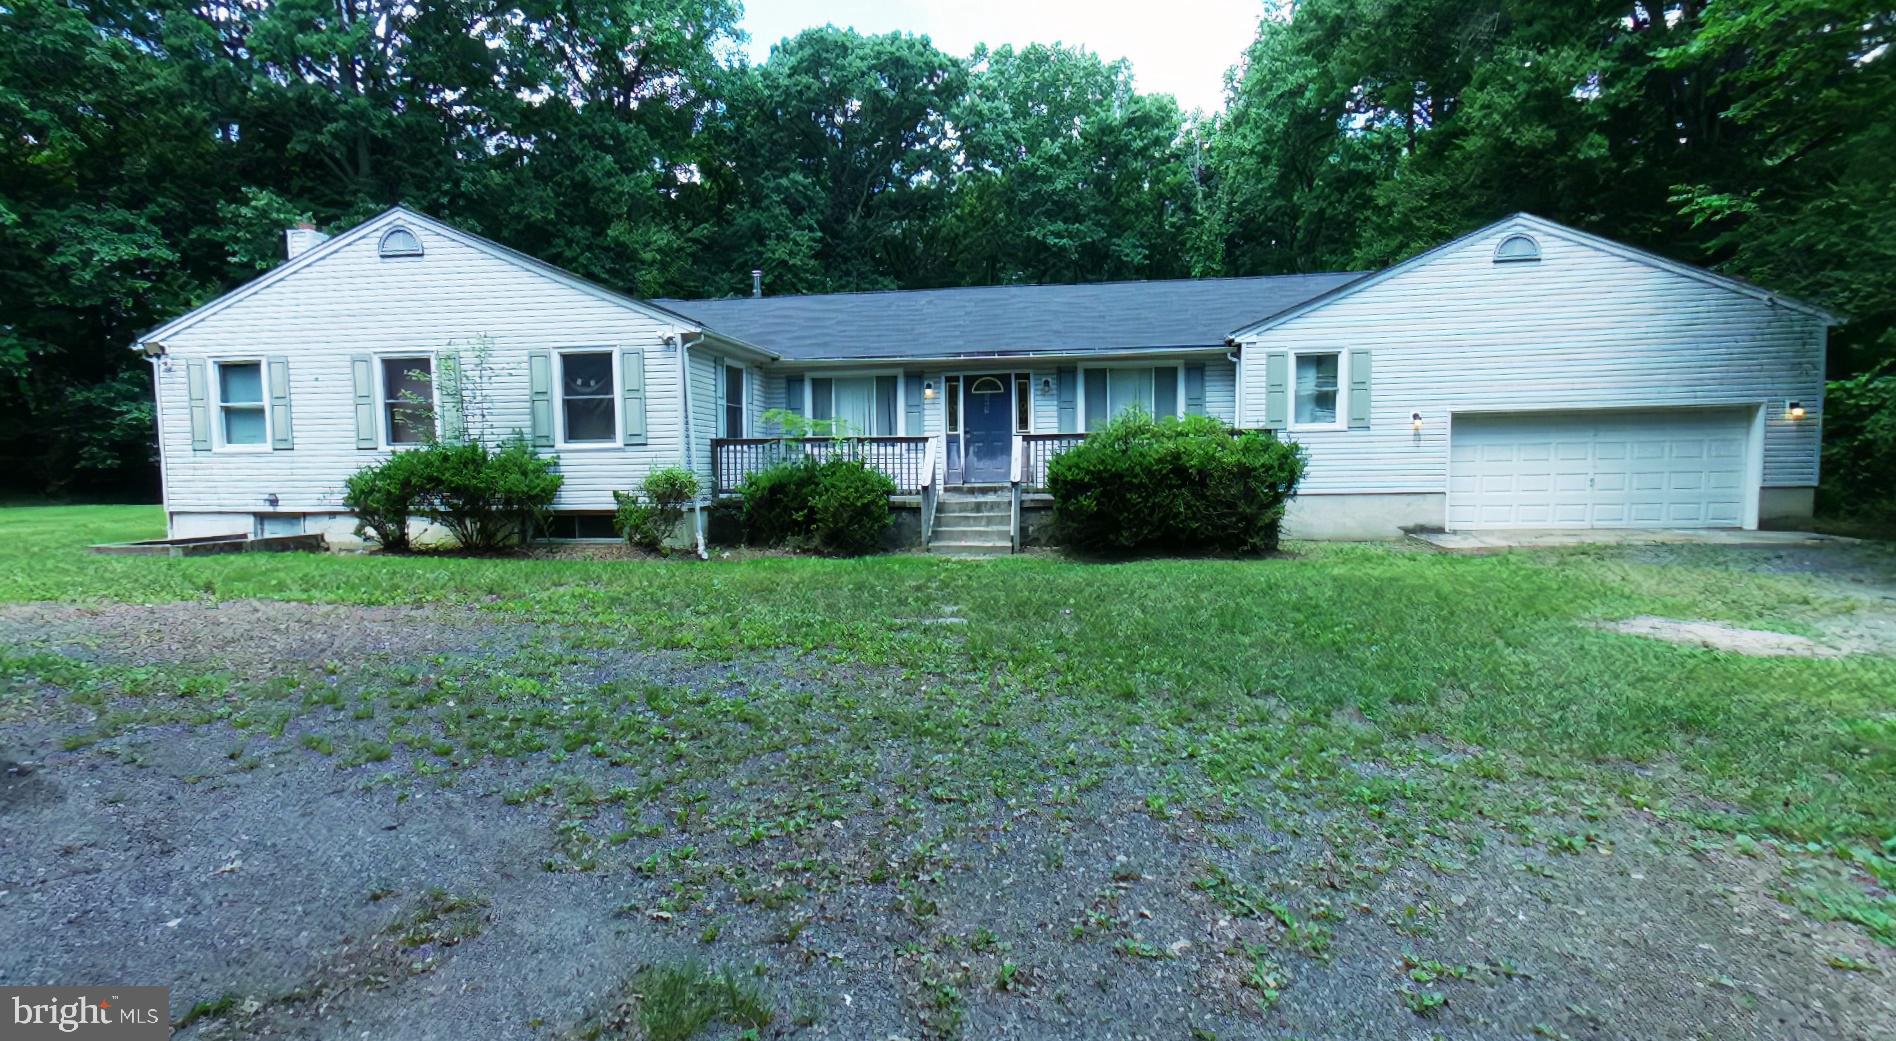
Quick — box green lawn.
[4,503,1893,857]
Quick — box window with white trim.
[1292,352,1342,428]
[216,360,268,447]
[379,356,435,445]
[1080,365,1182,431]
[723,364,745,437]
[808,373,900,435]
[559,350,617,444]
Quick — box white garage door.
[1448,409,1752,530]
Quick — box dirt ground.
[2,545,1893,1040]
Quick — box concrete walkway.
[1410,528,1858,553]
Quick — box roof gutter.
[774,344,1235,367]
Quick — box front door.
[962,374,1014,483]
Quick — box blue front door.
[962,374,1013,483]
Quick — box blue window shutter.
[621,349,647,445]
[903,371,923,435]
[1348,349,1372,429]
[785,375,804,418]
[712,355,727,436]
[528,350,553,448]
[267,356,293,449]
[1153,367,1177,420]
[810,378,833,421]
[1056,367,1076,433]
[1184,364,1206,416]
[350,354,377,448]
[1263,352,1289,429]
[1083,369,1107,431]
[184,360,211,452]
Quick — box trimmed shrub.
[737,456,894,555]
[808,458,897,555]
[408,437,563,553]
[1047,411,1306,554]
[613,465,700,552]
[737,457,822,547]
[342,450,425,551]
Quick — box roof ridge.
[658,270,1368,306]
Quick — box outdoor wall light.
[922,381,936,400]
[1786,400,1806,420]
[1411,411,1424,431]
[1040,377,1054,396]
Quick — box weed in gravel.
[390,889,488,949]
[576,962,772,1041]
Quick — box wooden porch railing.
[1018,432,1086,490]
[711,436,932,495]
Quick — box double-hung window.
[380,356,436,445]
[559,350,617,444]
[215,361,268,448]
[1292,352,1343,429]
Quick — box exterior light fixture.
[1039,377,1054,396]
[922,381,936,400]
[1786,400,1806,420]
[1411,411,1423,431]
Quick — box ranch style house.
[131,207,1834,552]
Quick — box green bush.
[342,450,425,551]
[405,437,563,553]
[737,456,893,555]
[737,458,822,547]
[1047,411,1306,554]
[1819,363,1896,519]
[614,466,700,551]
[807,458,897,555]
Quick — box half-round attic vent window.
[1493,233,1540,263]
[378,226,423,258]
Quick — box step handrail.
[920,435,940,544]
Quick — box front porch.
[709,433,1083,554]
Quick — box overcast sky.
[739,0,1268,114]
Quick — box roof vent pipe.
[752,269,763,298]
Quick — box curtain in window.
[1294,354,1339,425]
[832,377,874,435]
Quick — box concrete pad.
[1409,529,1858,554]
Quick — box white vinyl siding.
[1239,221,1826,496]
[156,216,691,515]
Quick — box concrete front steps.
[928,490,1013,556]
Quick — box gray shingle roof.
[656,272,1367,361]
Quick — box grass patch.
[577,962,772,1041]
[5,505,1896,888]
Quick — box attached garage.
[1447,408,1757,530]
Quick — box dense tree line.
[2,0,1890,500]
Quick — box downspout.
[148,351,172,537]
[677,331,708,559]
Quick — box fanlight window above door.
[968,376,1006,394]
